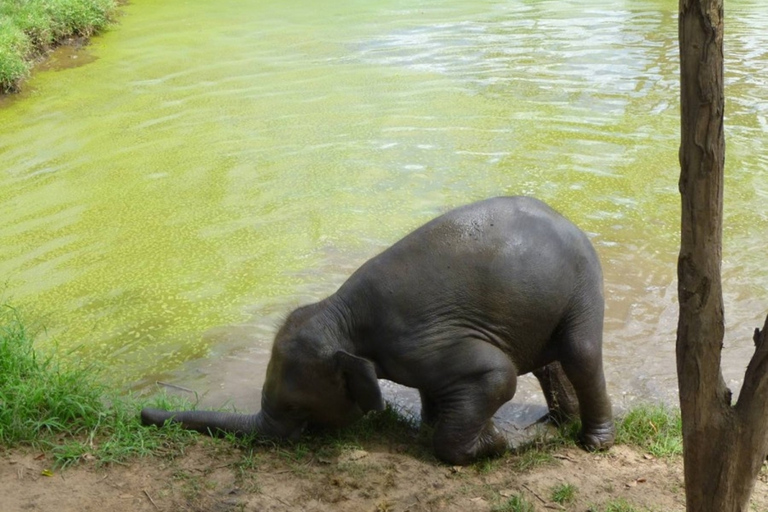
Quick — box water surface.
[1,0,766,431]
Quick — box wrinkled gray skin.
[142,196,615,465]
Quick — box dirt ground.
[3,437,768,512]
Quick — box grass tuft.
[595,498,651,512]
[512,444,555,472]
[0,306,104,445]
[550,482,577,504]
[313,405,424,450]
[226,402,431,468]
[507,421,576,472]
[615,404,682,457]
[0,21,30,91]
[515,404,682,460]
[492,493,535,512]
[0,305,197,467]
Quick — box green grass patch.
[491,493,535,512]
[0,0,118,92]
[615,404,682,457]
[506,421,576,472]
[0,305,197,468]
[225,401,432,471]
[0,21,30,92]
[592,498,652,512]
[308,404,427,456]
[512,444,555,471]
[472,455,506,474]
[514,404,682,460]
[0,306,104,445]
[550,482,577,504]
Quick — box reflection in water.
[0,0,766,433]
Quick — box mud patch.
[36,38,99,72]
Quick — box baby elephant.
[142,196,615,465]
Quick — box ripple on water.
[0,1,766,430]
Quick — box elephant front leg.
[434,415,508,466]
[430,362,517,465]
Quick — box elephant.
[141,196,615,465]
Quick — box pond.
[1,0,766,435]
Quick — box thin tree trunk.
[677,0,768,510]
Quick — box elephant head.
[141,302,385,439]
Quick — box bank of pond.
[0,0,117,93]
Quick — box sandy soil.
[3,438,767,512]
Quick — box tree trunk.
[677,1,768,510]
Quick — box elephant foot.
[579,421,615,451]
[477,422,508,459]
[434,421,508,466]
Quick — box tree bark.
[677,0,768,510]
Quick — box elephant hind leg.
[533,361,580,425]
[557,309,615,451]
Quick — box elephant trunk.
[140,407,298,439]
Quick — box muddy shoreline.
[4,437,767,512]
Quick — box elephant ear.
[333,351,385,413]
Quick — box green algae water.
[1,0,766,411]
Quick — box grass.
[491,493,535,512]
[551,482,577,504]
[615,404,682,457]
[0,0,118,93]
[472,455,505,474]
[512,444,556,471]
[297,403,428,461]
[510,403,683,460]
[0,305,197,468]
[591,498,653,512]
